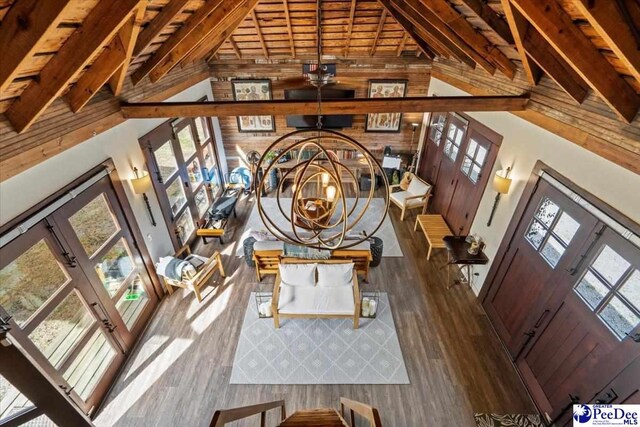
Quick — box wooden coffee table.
[414,214,452,260]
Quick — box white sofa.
[390,174,433,220]
[272,260,360,329]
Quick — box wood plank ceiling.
[0,0,639,134]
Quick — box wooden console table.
[414,214,452,260]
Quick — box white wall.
[428,78,640,295]
[0,78,220,261]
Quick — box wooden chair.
[389,173,433,221]
[252,249,282,281]
[160,246,226,302]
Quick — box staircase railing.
[209,400,286,427]
[340,397,382,427]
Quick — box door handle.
[594,388,618,404]
[534,309,550,328]
[514,330,536,361]
[625,332,640,342]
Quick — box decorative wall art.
[231,79,275,132]
[365,80,408,132]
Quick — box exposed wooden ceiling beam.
[379,0,439,58]
[397,33,408,56]
[457,0,514,45]
[390,0,479,68]
[523,25,589,104]
[420,0,516,78]
[67,33,127,112]
[500,0,541,85]
[130,0,227,85]
[5,0,142,133]
[0,1,72,96]
[229,36,242,59]
[283,0,296,58]
[344,0,357,57]
[414,28,449,58]
[109,6,147,96]
[573,0,640,83]
[370,9,388,56]
[148,0,246,82]
[511,0,640,122]
[251,10,269,59]
[132,0,191,58]
[185,1,259,65]
[121,95,531,118]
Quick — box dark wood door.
[50,175,159,350]
[418,112,447,184]
[0,221,127,415]
[483,179,600,356]
[517,227,640,420]
[142,117,220,250]
[430,114,469,217]
[445,126,497,235]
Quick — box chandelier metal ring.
[255,128,390,250]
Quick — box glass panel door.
[50,176,158,349]
[0,222,126,414]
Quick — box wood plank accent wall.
[0,61,210,181]
[209,58,431,169]
[431,59,640,175]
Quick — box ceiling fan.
[271,0,361,91]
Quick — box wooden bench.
[252,247,372,282]
[414,214,452,260]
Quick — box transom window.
[525,197,580,268]
[574,245,640,340]
[460,138,488,184]
[443,122,465,162]
[429,113,446,146]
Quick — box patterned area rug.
[235,198,403,257]
[229,293,410,384]
[474,414,546,427]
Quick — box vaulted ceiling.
[0,0,639,134]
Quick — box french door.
[0,175,158,415]
[430,114,469,216]
[418,112,446,183]
[142,116,222,250]
[483,172,640,422]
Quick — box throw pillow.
[317,263,354,287]
[279,263,316,287]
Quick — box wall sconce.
[130,167,157,227]
[487,167,512,227]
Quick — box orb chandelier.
[253,0,389,250]
[255,129,389,250]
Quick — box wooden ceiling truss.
[0,0,638,136]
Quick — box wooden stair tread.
[278,409,348,426]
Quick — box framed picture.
[231,79,275,132]
[365,80,407,133]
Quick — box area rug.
[229,293,410,384]
[474,414,546,427]
[234,198,403,257]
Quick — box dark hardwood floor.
[95,192,534,427]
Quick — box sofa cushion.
[317,263,354,287]
[278,284,355,315]
[279,263,316,287]
[254,240,285,251]
[390,190,424,207]
[407,177,431,197]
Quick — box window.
[443,122,465,162]
[429,113,446,146]
[525,197,580,267]
[574,246,640,340]
[460,138,488,184]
